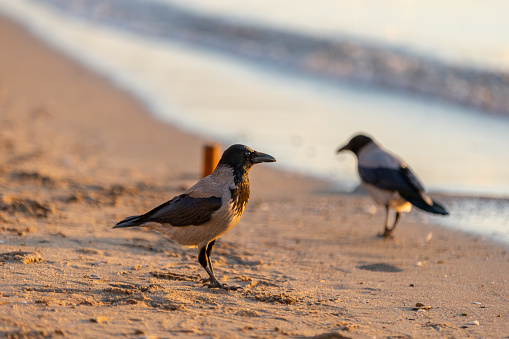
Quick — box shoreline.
[1,14,508,338]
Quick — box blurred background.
[1,0,508,196]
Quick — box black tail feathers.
[404,196,449,215]
[113,215,143,228]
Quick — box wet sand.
[1,16,508,338]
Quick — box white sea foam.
[160,0,509,71]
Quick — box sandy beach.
[1,15,508,339]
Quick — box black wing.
[359,165,424,195]
[114,194,222,228]
[359,166,448,215]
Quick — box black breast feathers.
[230,168,250,216]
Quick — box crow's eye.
[244,152,251,158]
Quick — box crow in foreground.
[337,134,448,238]
[114,144,276,289]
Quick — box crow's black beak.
[251,151,276,164]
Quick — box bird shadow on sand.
[357,263,403,273]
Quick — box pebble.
[90,316,108,324]
[425,233,433,242]
[413,302,431,311]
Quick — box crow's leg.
[391,211,401,233]
[198,241,239,290]
[206,240,216,277]
[384,210,401,239]
[198,243,221,287]
[382,205,392,238]
[199,240,216,284]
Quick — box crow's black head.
[337,134,374,156]
[218,144,276,171]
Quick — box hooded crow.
[114,144,276,289]
[337,134,448,238]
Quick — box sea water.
[0,0,508,242]
[160,0,509,71]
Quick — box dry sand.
[1,16,508,338]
